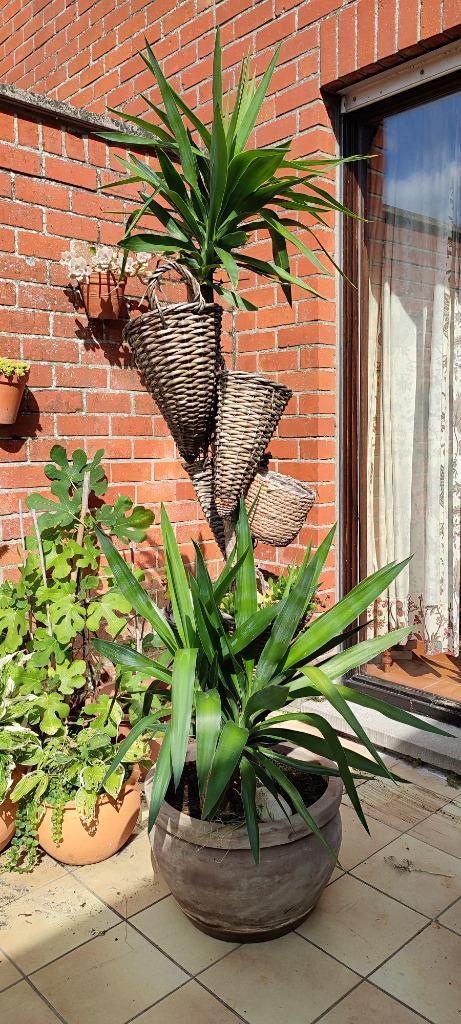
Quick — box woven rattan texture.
[214,371,292,517]
[246,468,315,546]
[124,303,223,462]
[183,457,226,556]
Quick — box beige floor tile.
[131,895,237,974]
[344,777,448,832]
[135,980,243,1023]
[353,834,461,917]
[0,854,68,914]
[319,980,428,1023]
[0,950,21,992]
[389,759,461,799]
[297,874,425,975]
[74,832,169,917]
[33,921,187,1024]
[438,898,461,935]
[339,803,400,870]
[409,800,461,860]
[200,932,358,1024]
[372,923,461,1024]
[0,980,61,1023]
[0,872,119,973]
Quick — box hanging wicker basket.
[246,467,315,546]
[214,371,292,518]
[184,457,226,557]
[123,261,223,462]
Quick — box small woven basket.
[246,468,315,546]
[184,457,226,557]
[214,371,292,518]
[123,261,222,462]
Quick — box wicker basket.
[123,261,223,462]
[184,457,226,557]
[246,468,315,546]
[214,371,292,518]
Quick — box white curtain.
[366,98,461,656]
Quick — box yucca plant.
[98,31,357,308]
[94,503,445,864]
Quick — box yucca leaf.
[235,499,257,629]
[319,626,412,680]
[161,504,195,647]
[336,685,450,737]
[285,557,412,670]
[240,755,259,863]
[201,721,249,818]
[255,750,337,858]
[141,38,200,196]
[148,724,172,830]
[93,639,173,687]
[171,647,198,788]
[235,45,280,152]
[196,688,221,802]
[255,526,335,690]
[103,713,165,784]
[212,27,222,110]
[230,602,281,654]
[215,246,239,288]
[95,528,178,654]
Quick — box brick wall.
[1,0,460,592]
[0,104,224,583]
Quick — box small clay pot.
[79,272,127,320]
[0,790,17,853]
[37,769,140,866]
[146,744,343,942]
[0,372,29,425]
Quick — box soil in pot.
[148,746,342,942]
[38,770,141,866]
[166,761,327,822]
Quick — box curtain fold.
[366,96,461,656]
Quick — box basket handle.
[146,259,205,312]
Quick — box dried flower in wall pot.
[0,358,30,425]
[61,245,155,321]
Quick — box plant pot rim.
[41,767,140,813]
[145,744,342,851]
[0,370,30,384]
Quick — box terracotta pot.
[0,373,29,425]
[80,272,127,320]
[0,790,18,853]
[146,745,343,942]
[38,769,140,866]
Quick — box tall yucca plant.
[98,31,356,308]
[94,503,446,864]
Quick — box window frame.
[340,71,461,726]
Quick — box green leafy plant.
[0,445,156,737]
[95,502,446,865]
[0,359,30,381]
[99,32,358,309]
[220,563,320,622]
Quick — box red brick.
[35,390,83,413]
[0,142,41,175]
[112,415,154,436]
[47,210,98,241]
[57,414,109,436]
[15,176,70,210]
[0,111,15,142]
[45,156,97,189]
[338,4,356,78]
[420,0,442,37]
[377,0,397,59]
[17,116,39,148]
[319,15,338,87]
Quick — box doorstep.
[299,698,461,774]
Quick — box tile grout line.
[0,940,69,1024]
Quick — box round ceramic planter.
[79,273,127,320]
[145,745,342,942]
[0,374,28,425]
[0,790,17,853]
[38,770,141,866]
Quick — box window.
[342,79,461,722]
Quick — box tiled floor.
[1,756,460,1024]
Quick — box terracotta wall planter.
[38,769,140,865]
[79,272,127,320]
[0,790,18,853]
[146,745,343,942]
[0,372,29,425]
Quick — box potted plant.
[0,358,30,425]
[95,502,446,941]
[0,445,165,868]
[61,244,154,320]
[98,32,355,495]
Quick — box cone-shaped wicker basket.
[246,467,315,546]
[214,370,292,518]
[184,457,226,557]
[123,261,223,462]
